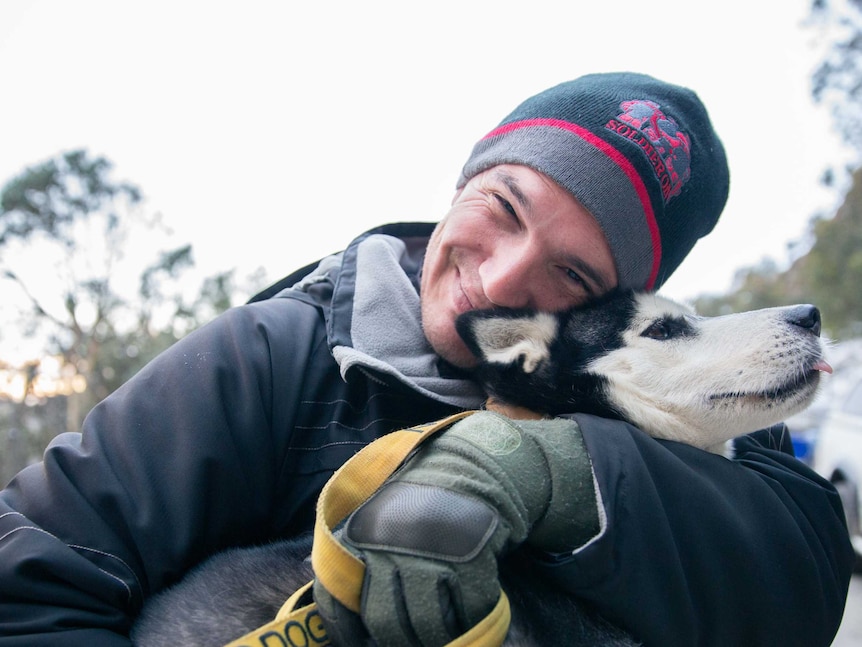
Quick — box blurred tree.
[694,168,862,339]
[0,150,254,440]
[697,2,862,338]
[809,0,862,161]
[799,166,862,338]
[694,259,806,318]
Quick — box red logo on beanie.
[604,100,691,202]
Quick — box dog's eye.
[641,317,695,340]
[642,321,672,340]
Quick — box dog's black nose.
[785,304,821,337]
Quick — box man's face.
[421,164,618,367]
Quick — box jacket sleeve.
[0,299,322,646]
[535,413,854,647]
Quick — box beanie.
[457,72,729,291]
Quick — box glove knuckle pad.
[345,482,498,561]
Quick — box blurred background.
[1,1,861,639]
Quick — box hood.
[286,223,485,409]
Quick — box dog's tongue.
[814,360,833,374]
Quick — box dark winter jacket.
[0,222,854,646]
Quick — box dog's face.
[456,291,831,453]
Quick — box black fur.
[455,290,637,417]
[132,535,639,647]
[132,537,316,646]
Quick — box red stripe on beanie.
[483,118,662,290]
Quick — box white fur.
[589,294,827,455]
[472,312,558,373]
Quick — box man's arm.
[317,412,853,647]
[0,301,313,646]
[542,413,853,646]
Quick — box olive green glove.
[313,411,600,647]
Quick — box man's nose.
[479,255,535,309]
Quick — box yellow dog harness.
[223,411,511,647]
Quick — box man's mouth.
[454,269,477,312]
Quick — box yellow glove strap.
[225,410,511,647]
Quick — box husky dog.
[456,290,831,456]
[132,291,830,647]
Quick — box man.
[0,72,853,646]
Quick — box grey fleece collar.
[309,233,485,409]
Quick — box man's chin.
[423,323,477,369]
[438,347,478,370]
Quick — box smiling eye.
[493,193,518,219]
[565,267,589,291]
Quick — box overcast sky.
[0,0,850,345]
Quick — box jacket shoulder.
[247,222,437,303]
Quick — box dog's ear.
[455,309,558,373]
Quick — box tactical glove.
[314,411,600,647]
